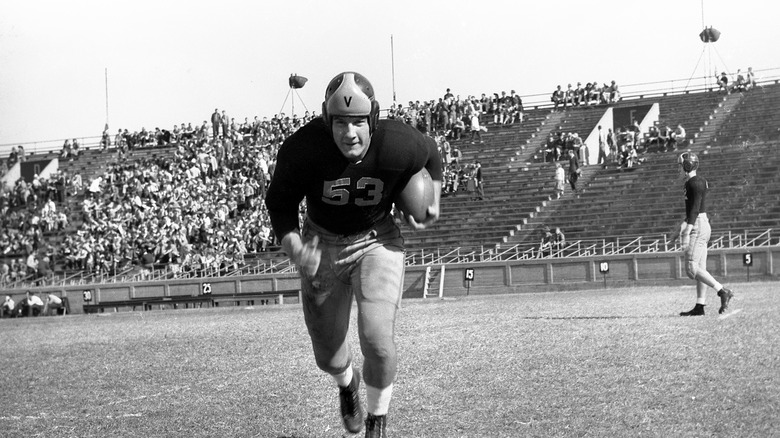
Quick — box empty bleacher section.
[707,84,780,145]
[2,75,780,294]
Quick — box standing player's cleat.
[339,369,363,433]
[717,288,734,314]
[365,413,387,438]
[680,303,705,316]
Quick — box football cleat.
[680,304,705,316]
[339,368,363,434]
[365,413,387,438]
[717,288,734,314]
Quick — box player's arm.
[264,143,320,276]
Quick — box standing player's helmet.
[322,71,380,135]
[678,152,699,173]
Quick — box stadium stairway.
[690,92,744,146]
[707,82,780,146]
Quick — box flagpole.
[105,67,109,128]
[391,35,396,104]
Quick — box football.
[395,167,435,223]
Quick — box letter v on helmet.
[343,96,352,107]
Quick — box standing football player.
[265,71,442,437]
[676,152,734,316]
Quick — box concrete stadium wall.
[402,247,778,298]
[3,247,776,315]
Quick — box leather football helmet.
[678,152,699,173]
[322,72,380,134]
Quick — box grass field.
[1,283,778,438]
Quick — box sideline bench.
[82,290,301,313]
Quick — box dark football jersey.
[684,174,708,224]
[266,118,442,238]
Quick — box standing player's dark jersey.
[266,118,442,238]
[684,175,708,225]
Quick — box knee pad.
[686,260,699,280]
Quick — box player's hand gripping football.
[405,204,440,230]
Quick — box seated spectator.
[1,295,14,317]
[732,69,746,92]
[571,133,587,165]
[508,90,524,124]
[450,145,462,166]
[8,146,19,168]
[537,227,554,258]
[584,83,597,105]
[100,128,111,151]
[451,117,465,140]
[564,84,575,107]
[60,139,73,160]
[746,67,757,90]
[551,85,565,111]
[645,124,661,150]
[26,252,38,277]
[619,144,640,169]
[716,72,729,93]
[572,83,584,106]
[18,290,44,317]
[608,80,620,103]
[43,292,67,316]
[71,139,80,158]
[140,247,156,273]
[668,124,686,149]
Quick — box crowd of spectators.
[387,89,523,141]
[716,67,758,94]
[536,226,566,258]
[551,80,621,111]
[1,109,318,284]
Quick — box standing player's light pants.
[300,216,405,389]
[685,213,710,278]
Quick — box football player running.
[265,71,442,437]
[674,152,734,316]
